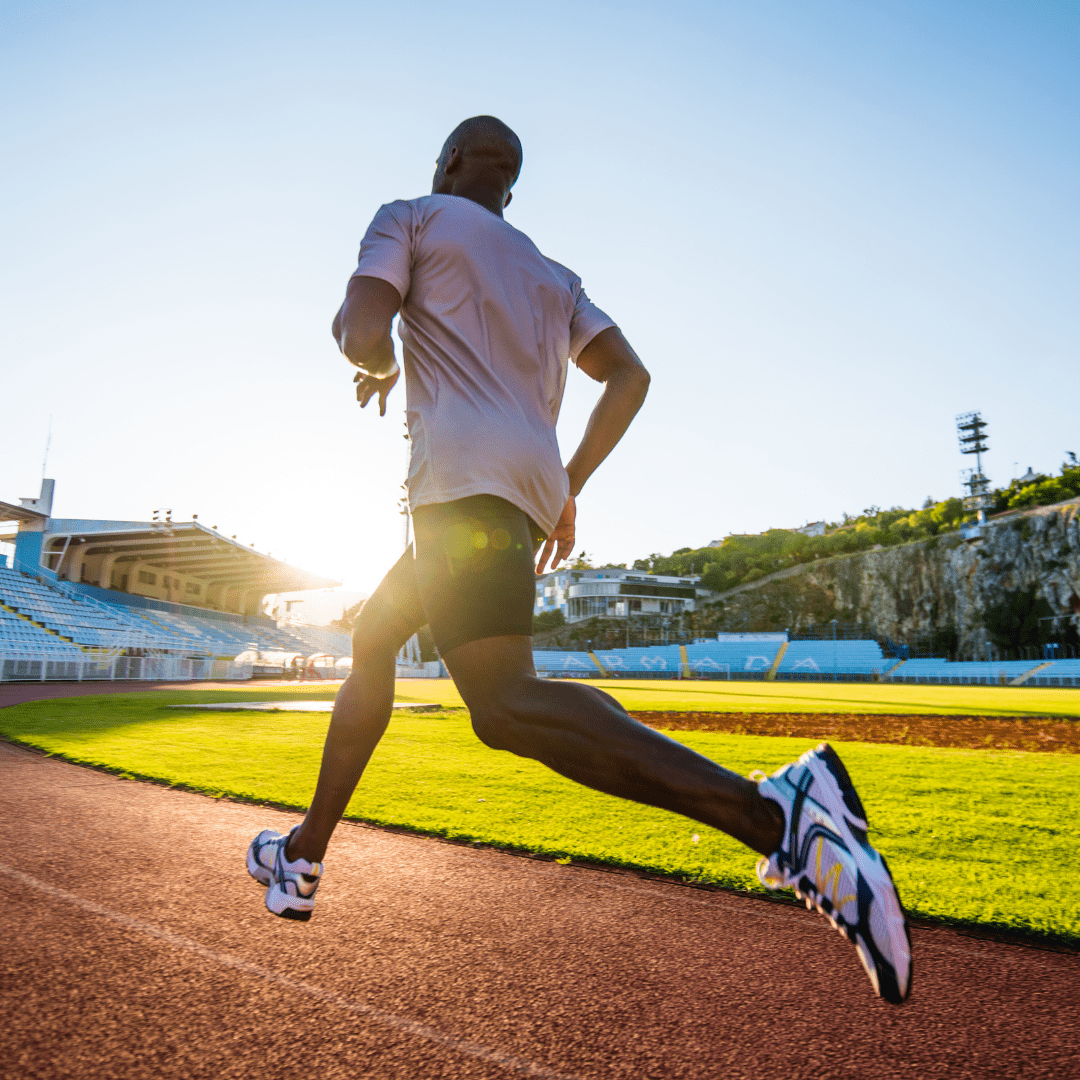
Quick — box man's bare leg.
[443,636,785,856]
[286,554,424,864]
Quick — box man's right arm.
[333,275,402,377]
[333,275,403,415]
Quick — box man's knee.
[352,598,409,665]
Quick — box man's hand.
[536,495,576,575]
[355,368,399,417]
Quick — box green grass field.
[2,684,1076,943]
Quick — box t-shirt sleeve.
[350,201,414,301]
[568,278,617,363]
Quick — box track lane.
[3,741,1078,1079]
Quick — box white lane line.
[3,865,579,1080]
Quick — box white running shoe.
[246,826,323,921]
[753,742,912,1004]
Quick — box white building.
[535,568,575,617]
[535,567,702,623]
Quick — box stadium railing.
[0,650,224,683]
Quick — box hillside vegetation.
[635,458,1080,595]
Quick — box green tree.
[533,608,566,634]
[983,587,1053,653]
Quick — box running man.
[248,116,911,1004]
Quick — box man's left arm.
[333,275,403,416]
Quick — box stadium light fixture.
[956,412,991,525]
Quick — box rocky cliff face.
[705,498,1080,653]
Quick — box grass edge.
[6,732,1077,953]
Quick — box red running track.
[3,737,1079,1076]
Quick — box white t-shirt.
[350,194,615,536]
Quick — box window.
[138,571,157,585]
[184,582,201,596]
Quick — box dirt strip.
[632,711,1080,752]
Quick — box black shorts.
[375,494,547,657]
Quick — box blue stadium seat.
[0,567,352,660]
[594,646,681,674]
[776,640,886,678]
[684,640,783,674]
[1010,658,1080,687]
[533,650,597,676]
[885,658,1043,684]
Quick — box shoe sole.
[803,743,912,1004]
[265,882,315,921]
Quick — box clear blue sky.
[3,0,1077,594]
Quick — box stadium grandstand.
[1,481,352,683]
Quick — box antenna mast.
[42,415,52,478]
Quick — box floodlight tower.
[956,412,991,524]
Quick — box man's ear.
[444,145,461,174]
[504,191,513,208]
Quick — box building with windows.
[535,567,702,623]
[535,568,575,618]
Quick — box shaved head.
[437,115,523,189]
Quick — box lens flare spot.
[472,530,489,550]
[447,523,473,560]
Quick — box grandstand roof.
[40,518,337,595]
[0,499,48,525]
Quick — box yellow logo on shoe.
[814,838,855,910]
